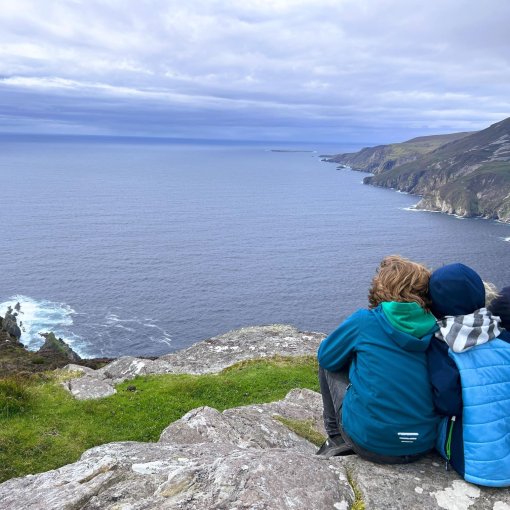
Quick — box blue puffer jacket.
[318,304,439,457]
[427,263,510,487]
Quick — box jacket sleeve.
[426,337,463,416]
[498,330,510,344]
[317,310,361,371]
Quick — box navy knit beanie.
[429,263,485,318]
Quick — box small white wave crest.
[0,295,82,352]
[401,204,421,212]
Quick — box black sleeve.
[426,337,463,417]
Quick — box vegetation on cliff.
[0,356,318,483]
[326,132,471,174]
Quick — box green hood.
[381,302,437,338]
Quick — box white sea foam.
[401,206,466,219]
[503,237,510,242]
[401,204,421,212]
[102,311,172,351]
[0,295,83,352]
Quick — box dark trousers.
[318,365,349,437]
[318,366,428,465]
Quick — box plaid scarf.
[435,307,502,353]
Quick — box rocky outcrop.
[1,388,508,509]
[0,307,113,377]
[0,308,22,342]
[38,332,81,362]
[362,117,510,222]
[61,325,323,400]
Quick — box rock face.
[61,325,324,400]
[0,309,22,341]
[1,388,509,509]
[363,117,510,222]
[38,332,81,362]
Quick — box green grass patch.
[0,356,319,483]
[0,376,33,418]
[274,416,325,446]
[347,470,366,510]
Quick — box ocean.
[1,136,509,358]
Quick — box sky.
[1,0,510,144]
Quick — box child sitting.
[317,255,439,462]
[427,263,510,487]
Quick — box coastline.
[324,159,510,226]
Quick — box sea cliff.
[328,117,510,222]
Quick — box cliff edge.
[1,325,509,509]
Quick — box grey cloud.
[0,0,509,141]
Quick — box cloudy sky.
[1,0,509,143]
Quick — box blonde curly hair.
[483,281,500,307]
[368,255,431,310]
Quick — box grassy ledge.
[0,355,318,483]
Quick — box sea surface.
[1,136,509,358]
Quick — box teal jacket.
[318,303,439,456]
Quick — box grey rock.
[159,389,322,452]
[159,324,323,375]
[0,442,353,510]
[64,376,116,400]
[343,453,510,510]
[96,356,175,384]
[62,364,104,378]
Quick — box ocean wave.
[0,297,175,358]
[98,313,174,356]
[0,295,83,353]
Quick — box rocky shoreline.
[0,306,116,378]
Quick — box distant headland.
[271,149,315,153]
[325,116,510,223]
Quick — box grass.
[0,376,33,418]
[347,469,366,510]
[0,355,319,483]
[274,416,325,446]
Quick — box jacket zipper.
[445,416,456,470]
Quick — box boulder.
[159,324,324,375]
[63,376,116,400]
[159,389,324,451]
[95,356,175,384]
